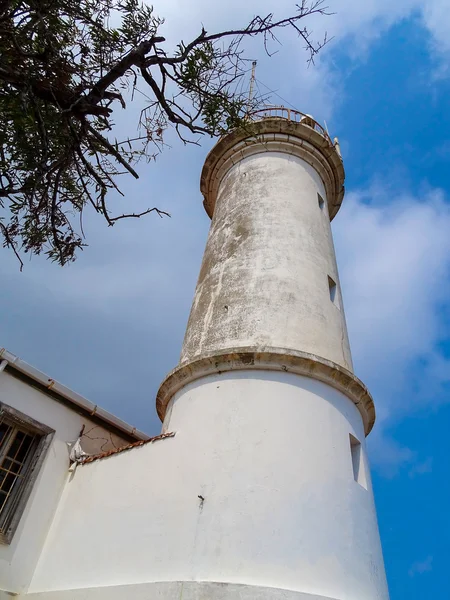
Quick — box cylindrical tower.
[157,109,389,600]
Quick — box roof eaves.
[0,348,149,442]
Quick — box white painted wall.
[29,371,389,600]
[181,151,353,372]
[0,371,129,595]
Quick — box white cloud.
[9,167,450,475]
[334,185,450,398]
[368,433,416,479]
[62,0,450,475]
[422,1,450,54]
[408,457,433,478]
[3,0,450,468]
[334,185,450,472]
[408,555,433,577]
[150,0,450,118]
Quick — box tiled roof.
[81,431,175,465]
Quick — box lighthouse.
[156,108,390,600]
[24,107,391,599]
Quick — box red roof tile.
[81,431,175,465]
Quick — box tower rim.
[156,347,375,435]
[200,112,345,221]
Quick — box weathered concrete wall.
[0,371,129,595]
[181,149,353,372]
[29,372,388,600]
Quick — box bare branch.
[0,222,24,270]
[109,207,171,222]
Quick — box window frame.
[0,402,54,544]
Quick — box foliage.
[0,0,329,267]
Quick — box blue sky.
[1,1,450,598]
[332,18,450,598]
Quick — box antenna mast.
[246,61,257,115]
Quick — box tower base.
[26,581,340,600]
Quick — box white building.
[0,109,390,599]
[0,348,148,597]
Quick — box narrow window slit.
[318,193,325,209]
[350,434,368,489]
[328,275,338,307]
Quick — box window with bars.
[0,404,53,544]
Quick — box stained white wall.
[30,371,389,600]
[182,151,353,372]
[0,371,129,595]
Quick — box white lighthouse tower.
[23,106,391,599]
[156,108,390,600]
[22,108,391,599]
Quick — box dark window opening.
[328,275,338,307]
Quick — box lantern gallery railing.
[250,106,339,153]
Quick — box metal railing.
[249,106,332,144]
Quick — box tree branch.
[84,36,165,107]
[86,124,139,179]
[0,222,24,270]
[109,207,170,222]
